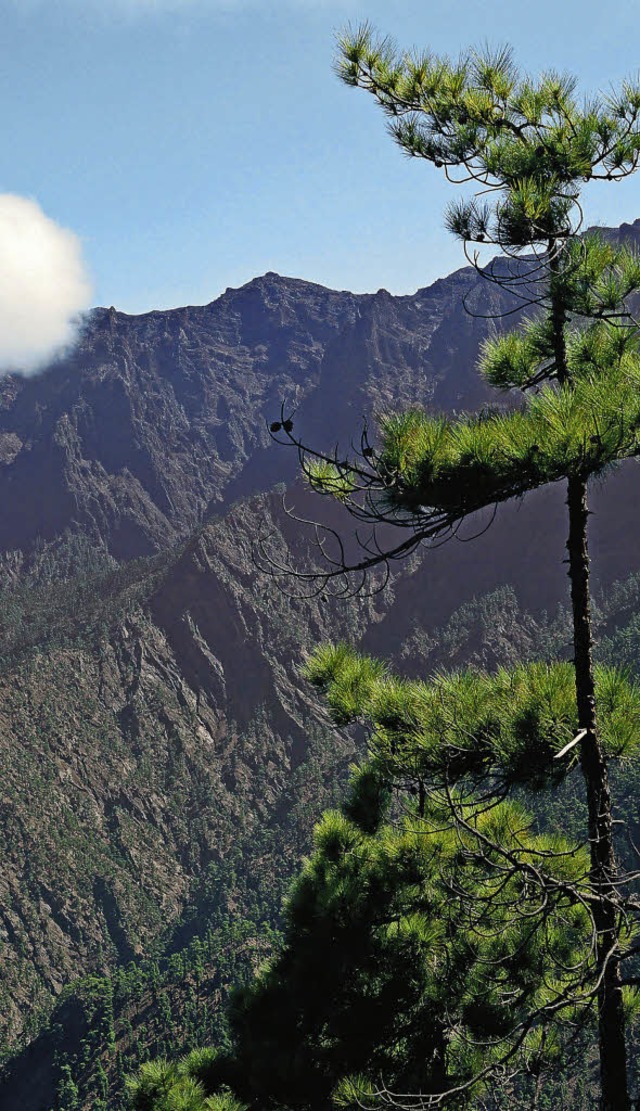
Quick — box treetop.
[336,25,640,252]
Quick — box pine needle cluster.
[306,645,640,789]
[304,238,640,536]
[228,778,594,1110]
[335,27,640,250]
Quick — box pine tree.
[228,756,603,1108]
[302,650,640,1107]
[227,653,640,1108]
[267,28,640,1111]
[127,1055,248,1111]
[56,1063,80,1111]
[131,32,640,1111]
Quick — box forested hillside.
[2,226,640,1107]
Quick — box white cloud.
[0,194,92,376]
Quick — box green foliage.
[0,532,168,671]
[293,30,640,1109]
[305,460,356,501]
[56,1063,81,1110]
[98,30,640,1111]
[81,571,640,1111]
[305,643,388,724]
[127,1060,181,1111]
[0,694,357,1109]
[335,27,640,247]
[180,1048,224,1092]
[128,1058,248,1111]
[375,354,640,514]
[301,37,640,556]
[304,321,640,520]
[399,584,571,674]
[306,645,640,788]
[341,763,391,834]
[479,314,556,390]
[227,775,592,1109]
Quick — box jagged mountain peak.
[0,257,494,561]
[0,218,636,566]
[3,220,640,1108]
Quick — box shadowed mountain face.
[0,492,386,1058]
[0,277,356,558]
[0,221,637,565]
[2,223,640,1107]
[0,262,513,561]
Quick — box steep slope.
[0,224,636,566]
[0,261,514,562]
[2,222,640,1107]
[0,277,358,559]
[0,221,636,565]
[0,490,394,1061]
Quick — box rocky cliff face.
[0,490,397,1065]
[0,222,636,567]
[0,261,513,562]
[0,276,356,558]
[2,223,640,1107]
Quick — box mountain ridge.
[2,219,640,1107]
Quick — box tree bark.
[566,474,629,1111]
[549,238,629,1108]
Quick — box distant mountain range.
[2,221,640,1108]
[0,255,515,559]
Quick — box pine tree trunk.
[566,474,629,1111]
[549,238,629,1106]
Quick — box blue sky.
[4,0,640,315]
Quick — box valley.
[2,230,640,1106]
